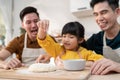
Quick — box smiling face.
[62,33,80,51]
[93,1,119,31]
[22,12,39,41]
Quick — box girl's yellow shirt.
[37,35,103,61]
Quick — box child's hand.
[35,54,51,63]
[37,20,49,40]
[55,56,64,69]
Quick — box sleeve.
[86,32,104,55]
[5,37,20,55]
[87,51,103,61]
[37,35,63,58]
[86,34,96,50]
[80,47,103,61]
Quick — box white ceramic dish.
[63,59,86,71]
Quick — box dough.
[28,63,56,72]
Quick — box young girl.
[37,20,103,67]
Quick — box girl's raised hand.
[37,20,49,40]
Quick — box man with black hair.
[0,6,51,69]
[86,0,120,75]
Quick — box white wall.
[13,0,34,37]
[13,0,101,39]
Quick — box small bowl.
[63,59,86,71]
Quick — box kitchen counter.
[0,67,90,80]
[0,67,120,80]
[88,73,120,80]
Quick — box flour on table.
[28,57,56,72]
[28,63,56,72]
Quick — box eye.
[34,19,39,23]
[93,13,98,17]
[101,10,108,15]
[26,21,31,24]
[70,36,74,38]
[69,35,76,39]
[62,35,66,38]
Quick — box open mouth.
[63,43,70,47]
[31,29,38,35]
[100,25,106,29]
[98,22,107,29]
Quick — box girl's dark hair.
[62,21,86,48]
[20,6,39,21]
[90,0,119,11]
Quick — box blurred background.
[0,0,120,47]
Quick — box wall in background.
[0,9,5,46]
[12,0,101,39]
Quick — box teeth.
[99,23,106,25]
[31,30,38,32]
[99,23,106,27]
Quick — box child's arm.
[37,20,62,58]
[37,20,49,40]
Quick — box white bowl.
[63,59,86,71]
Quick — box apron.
[22,33,46,66]
[103,33,120,63]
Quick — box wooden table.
[88,73,120,80]
[0,67,120,80]
[0,67,90,80]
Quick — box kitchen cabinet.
[70,0,93,18]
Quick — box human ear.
[21,21,26,30]
[115,8,120,16]
[78,38,84,44]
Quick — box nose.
[31,22,37,28]
[96,14,104,22]
[63,37,69,42]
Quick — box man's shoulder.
[11,34,25,43]
[5,34,25,53]
[89,31,104,39]
[15,34,25,40]
[86,31,104,45]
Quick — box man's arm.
[0,48,11,61]
[0,49,24,69]
[0,49,11,69]
[91,58,120,75]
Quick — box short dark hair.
[62,21,85,39]
[62,21,86,48]
[19,6,39,21]
[90,0,119,11]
